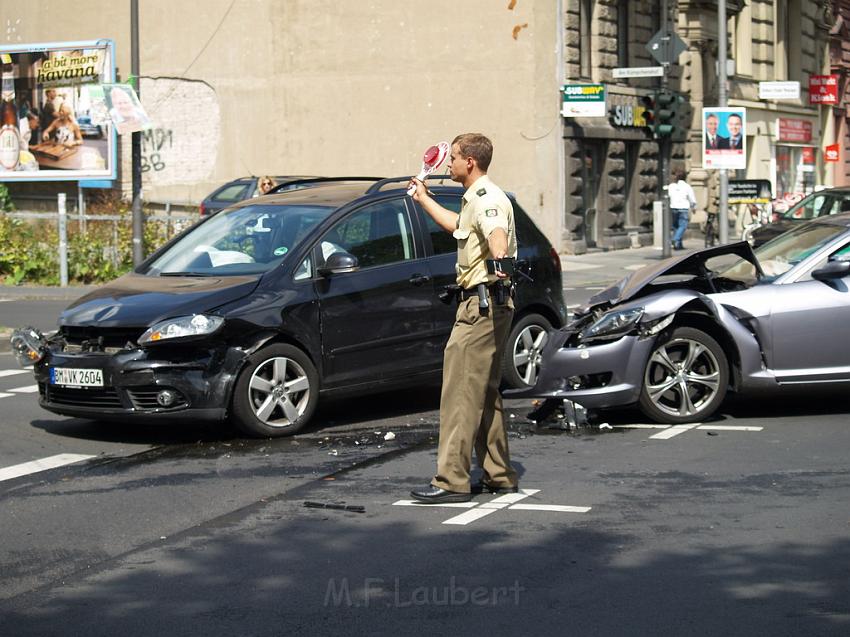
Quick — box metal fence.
[4,194,199,286]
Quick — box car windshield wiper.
[158,271,214,277]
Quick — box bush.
[0,191,189,286]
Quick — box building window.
[580,0,593,78]
[734,1,753,77]
[617,0,629,69]
[774,0,800,80]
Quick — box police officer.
[409,133,519,503]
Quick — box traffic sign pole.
[718,0,729,244]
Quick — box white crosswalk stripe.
[9,385,39,393]
[0,369,29,378]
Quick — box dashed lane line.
[0,393,11,399]
[0,454,96,482]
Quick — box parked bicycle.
[704,211,718,247]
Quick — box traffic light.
[640,93,656,131]
[655,89,677,137]
[653,89,686,138]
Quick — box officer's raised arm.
[410,177,458,233]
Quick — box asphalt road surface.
[1,295,850,635]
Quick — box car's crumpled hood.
[59,272,261,327]
[580,241,762,313]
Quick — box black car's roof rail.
[266,177,383,194]
[365,174,453,194]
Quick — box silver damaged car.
[510,214,850,423]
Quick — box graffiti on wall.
[139,78,219,185]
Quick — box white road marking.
[0,392,12,399]
[650,424,700,439]
[442,490,537,525]
[0,369,29,378]
[510,504,592,513]
[0,454,96,482]
[392,500,478,509]
[624,264,646,270]
[698,425,763,432]
[393,489,591,526]
[9,385,38,393]
[614,424,670,430]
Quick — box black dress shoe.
[410,486,471,504]
[471,481,519,495]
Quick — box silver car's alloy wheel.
[512,323,549,386]
[247,355,311,428]
[644,337,721,419]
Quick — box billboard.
[0,40,116,182]
[702,107,746,170]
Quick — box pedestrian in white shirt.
[668,168,697,250]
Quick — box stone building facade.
[562,0,840,252]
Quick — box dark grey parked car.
[512,214,850,423]
[199,176,317,217]
[750,187,850,246]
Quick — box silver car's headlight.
[580,308,644,340]
[138,315,224,344]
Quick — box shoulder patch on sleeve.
[476,188,487,196]
[485,208,498,217]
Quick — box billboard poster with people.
[702,107,746,170]
[0,40,117,181]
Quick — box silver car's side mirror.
[812,258,850,282]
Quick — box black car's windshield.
[145,204,334,276]
[718,221,849,283]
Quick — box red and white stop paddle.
[407,141,450,195]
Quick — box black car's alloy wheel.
[502,313,552,389]
[231,343,318,437]
[638,327,728,424]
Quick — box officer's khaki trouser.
[431,296,518,493]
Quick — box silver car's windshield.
[719,222,849,283]
[145,204,334,276]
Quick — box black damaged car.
[12,177,567,437]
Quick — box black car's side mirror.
[317,252,359,276]
[812,258,850,282]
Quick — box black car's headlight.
[138,314,224,344]
[580,308,643,341]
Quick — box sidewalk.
[559,236,703,287]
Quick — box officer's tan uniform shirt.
[453,175,517,289]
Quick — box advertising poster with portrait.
[102,83,151,135]
[0,40,116,181]
[702,107,746,170]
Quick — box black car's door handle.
[409,273,431,286]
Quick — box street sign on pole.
[613,66,664,79]
[646,29,687,66]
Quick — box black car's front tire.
[231,343,318,437]
[638,326,728,424]
[502,313,552,389]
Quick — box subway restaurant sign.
[562,84,606,118]
[610,102,650,128]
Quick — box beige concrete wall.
[5,0,563,246]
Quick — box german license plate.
[50,367,104,387]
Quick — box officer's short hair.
[453,133,493,171]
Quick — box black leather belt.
[458,282,510,301]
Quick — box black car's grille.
[126,386,188,411]
[45,385,123,409]
[60,326,144,351]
